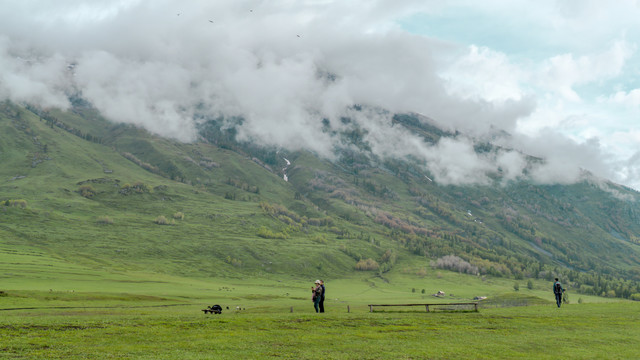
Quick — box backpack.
[554,282,562,294]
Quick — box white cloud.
[537,40,634,102]
[600,89,640,107]
[440,45,527,103]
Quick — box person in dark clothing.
[553,278,564,308]
[312,280,322,313]
[319,280,325,313]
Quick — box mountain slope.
[1,101,640,299]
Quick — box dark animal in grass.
[202,304,223,314]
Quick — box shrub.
[79,185,96,198]
[527,280,534,290]
[154,215,174,225]
[132,182,151,193]
[311,235,327,244]
[355,258,379,271]
[513,283,520,291]
[122,152,160,174]
[256,226,288,239]
[630,293,640,301]
[380,249,396,265]
[97,216,114,225]
[515,273,524,280]
[260,202,301,223]
[4,199,27,208]
[173,212,184,220]
[225,256,242,267]
[120,182,151,195]
[307,217,334,227]
[431,255,479,275]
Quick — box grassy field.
[1,271,637,359]
[1,294,638,359]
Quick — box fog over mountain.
[1,0,639,189]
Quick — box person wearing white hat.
[311,280,322,313]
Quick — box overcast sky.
[1,0,639,190]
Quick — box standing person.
[553,278,564,308]
[311,280,322,313]
[319,280,325,313]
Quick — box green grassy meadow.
[1,285,638,359]
[1,263,637,359]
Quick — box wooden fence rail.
[368,302,478,312]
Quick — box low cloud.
[422,138,496,186]
[0,37,70,108]
[0,1,638,189]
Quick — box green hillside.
[1,100,640,300]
